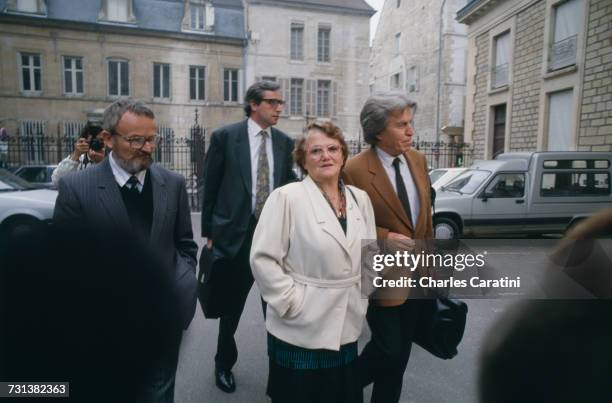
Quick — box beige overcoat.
[250,175,377,351]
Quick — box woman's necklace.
[316,180,346,219]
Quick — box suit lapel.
[403,150,427,235]
[271,128,285,188]
[149,166,167,243]
[97,158,131,230]
[303,176,350,257]
[236,121,252,196]
[367,148,413,231]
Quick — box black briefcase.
[197,246,230,319]
[414,298,468,359]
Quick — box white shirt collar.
[109,151,147,190]
[375,146,406,168]
[248,118,270,138]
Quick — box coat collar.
[302,175,361,258]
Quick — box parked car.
[13,164,57,189]
[429,167,468,191]
[0,168,57,239]
[433,151,612,239]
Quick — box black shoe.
[215,368,236,393]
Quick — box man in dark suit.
[343,94,433,403]
[202,81,297,393]
[53,99,198,403]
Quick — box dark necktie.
[124,175,140,195]
[392,157,413,225]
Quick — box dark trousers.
[136,329,182,403]
[357,300,422,403]
[214,217,257,371]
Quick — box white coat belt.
[290,271,360,288]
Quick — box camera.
[90,138,105,152]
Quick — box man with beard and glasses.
[53,99,198,403]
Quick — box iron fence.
[1,124,471,211]
[1,123,208,211]
[345,139,473,169]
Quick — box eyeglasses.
[112,131,160,150]
[307,144,342,159]
[261,98,286,107]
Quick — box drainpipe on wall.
[435,0,448,143]
[242,0,249,90]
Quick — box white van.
[433,151,612,238]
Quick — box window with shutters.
[20,52,42,93]
[316,80,331,117]
[107,59,129,96]
[546,89,574,151]
[14,0,45,14]
[191,4,205,30]
[224,68,239,102]
[153,63,170,99]
[549,0,581,71]
[187,2,214,32]
[189,66,206,100]
[107,0,129,22]
[305,80,316,117]
[63,56,84,95]
[290,78,304,116]
[492,31,510,88]
[291,23,304,61]
[317,26,331,63]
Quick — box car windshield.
[429,169,447,184]
[442,170,491,194]
[0,169,37,191]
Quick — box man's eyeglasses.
[112,131,160,150]
[307,144,342,159]
[261,98,286,107]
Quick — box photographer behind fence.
[51,122,106,186]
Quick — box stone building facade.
[0,0,246,143]
[369,0,467,142]
[458,0,612,159]
[244,0,374,139]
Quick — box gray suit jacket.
[53,157,199,329]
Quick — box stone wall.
[578,0,612,151]
[0,21,245,138]
[472,32,489,159]
[509,0,544,151]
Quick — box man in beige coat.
[343,94,433,403]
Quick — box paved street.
[175,214,549,403]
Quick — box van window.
[443,170,490,194]
[541,172,610,196]
[429,169,448,184]
[484,173,525,198]
[543,159,610,169]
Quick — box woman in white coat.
[250,121,377,403]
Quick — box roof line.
[0,13,246,45]
[249,0,375,17]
